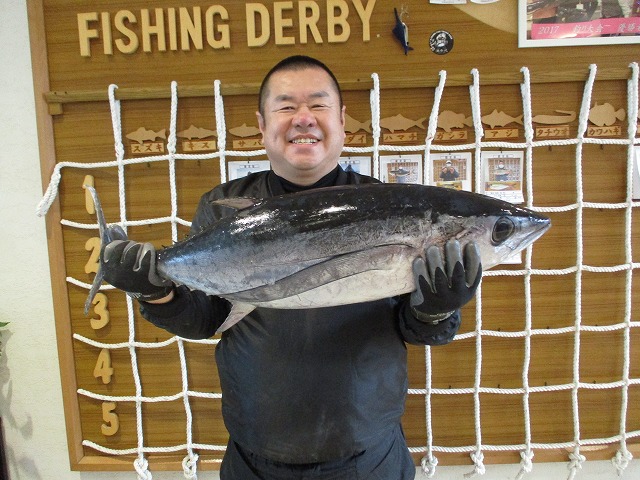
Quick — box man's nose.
[293,106,316,128]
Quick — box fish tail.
[363,120,372,134]
[83,186,128,315]
[158,129,167,140]
[464,116,473,127]
[416,117,427,129]
[515,114,523,125]
[616,109,626,121]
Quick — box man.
[102,56,481,479]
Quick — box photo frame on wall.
[519,1,640,47]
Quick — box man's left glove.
[102,238,173,301]
[410,239,482,323]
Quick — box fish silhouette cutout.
[380,114,426,132]
[229,123,262,138]
[437,111,473,132]
[589,103,625,127]
[392,8,413,55]
[481,110,523,129]
[177,125,218,139]
[345,114,372,134]
[126,127,167,144]
[532,110,577,125]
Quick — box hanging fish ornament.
[392,8,413,55]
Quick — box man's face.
[257,67,346,185]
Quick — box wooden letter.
[141,8,166,52]
[100,12,113,55]
[91,293,110,330]
[83,175,95,214]
[180,7,203,51]
[351,0,376,42]
[205,6,230,49]
[101,402,119,436]
[246,3,270,47]
[77,12,99,57]
[327,0,350,43]
[114,10,139,54]
[94,349,114,384]
[299,1,323,44]
[84,237,101,274]
[274,2,295,45]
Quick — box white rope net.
[37,64,639,479]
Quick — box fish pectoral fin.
[228,245,415,304]
[211,197,260,211]
[216,302,256,334]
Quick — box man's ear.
[256,111,265,133]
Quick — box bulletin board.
[28,0,640,476]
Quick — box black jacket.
[140,167,461,463]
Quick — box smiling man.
[100,55,482,480]
[256,58,346,185]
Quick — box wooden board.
[28,0,640,472]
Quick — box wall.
[1,0,638,479]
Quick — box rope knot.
[464,451,485,478]
[612,449,633,476]
[515,450,534,480]
[420,454,438,478]
[133,457,153,480]
[182,452,199,479]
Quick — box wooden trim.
[42,67,636,111]
[26,0,84,469]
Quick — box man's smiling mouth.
[290,138,319,144]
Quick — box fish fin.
[216,302,256,334]
[228,245,415,304]
[84,266,105,315]
[83,186,128,315]
[211,197,260,210]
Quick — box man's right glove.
[410,239,482,324]
[102,234,173,302]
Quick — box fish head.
[430,190,551,269]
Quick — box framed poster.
[379,154,423,184]
[430,152,472,191]
[227,160,271,180]
[481,150,525,204]
[339,156,372,176]
[519,1,640,47]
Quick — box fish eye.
[491,216,515,245]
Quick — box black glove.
[102,236,173,302]
[410,239,482,323]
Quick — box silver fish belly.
[86,184,551,333]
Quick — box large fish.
[85,184,550,332]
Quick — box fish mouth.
[515,216,551,252]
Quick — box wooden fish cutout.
[229,123,262,138]
[380,114,426,133]
[345,114,372,134]
[126,127,166,144]
[437,111,473,132]
[589,103,625,127]
[532,110,577,125]
[177,125,217,139]
[392,7,413,55]
[481,110,523,129]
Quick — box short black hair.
[258,55,343,117]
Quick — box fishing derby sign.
[77,1,377,56]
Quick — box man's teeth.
[291,138,318,144]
